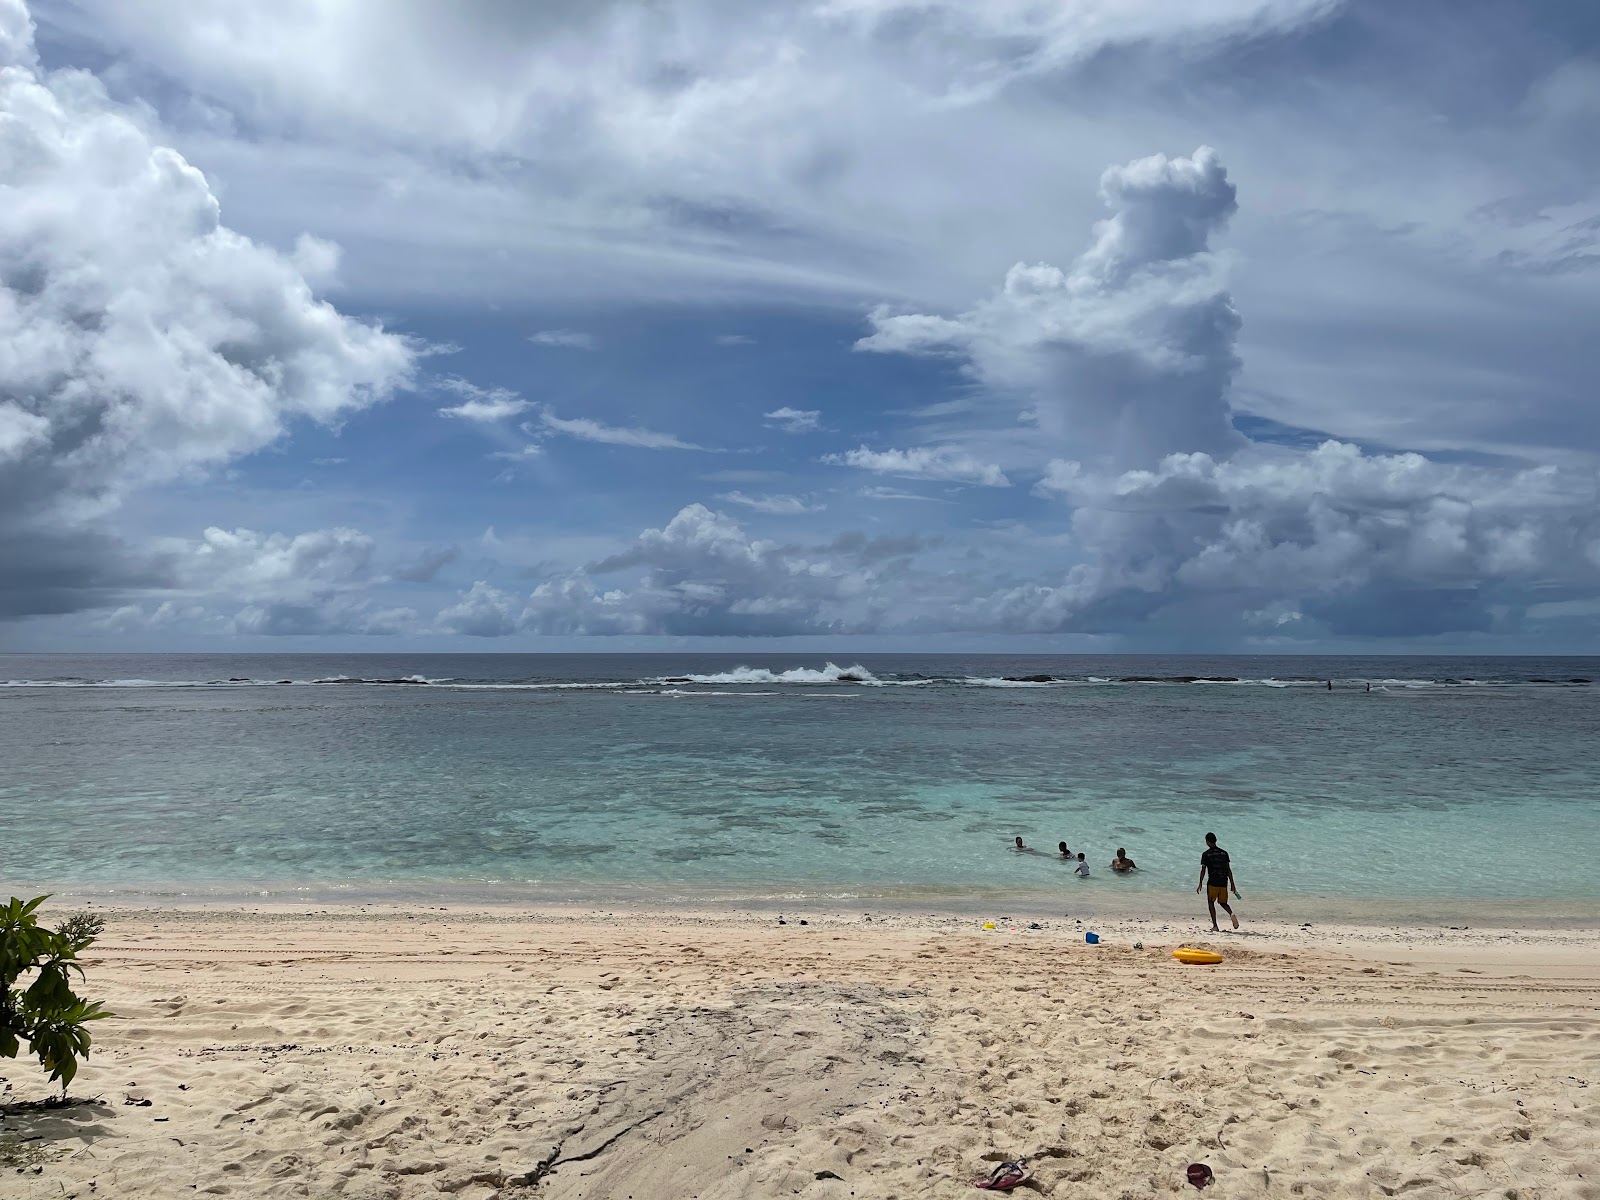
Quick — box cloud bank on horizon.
[3,0,1599,651]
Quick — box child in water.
[1075,852,1091,878]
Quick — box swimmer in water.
[1075,852,1091,878]
[1110,848,1137,873]
[1058,841,1072,859]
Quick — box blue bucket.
[1085,931,1100,945]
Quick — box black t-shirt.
[1201,846,1230,886]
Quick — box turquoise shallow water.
[2,653,1598,909]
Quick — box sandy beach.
[3,904,1597,1199]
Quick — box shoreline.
[10,876,1600,929]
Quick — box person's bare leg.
[1207,896,1219,932]
[1219,899,1239,930]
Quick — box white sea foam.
[443,681,637,690]
[963,677,1052,688]
[652,688,783,697]
[659,663,879,685]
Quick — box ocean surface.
[3,653,1599,912]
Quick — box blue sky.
[3,0,1599,652]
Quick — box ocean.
[3,653,1598,914]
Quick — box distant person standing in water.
[1196,832,1241,931]
[1110,848,1137,873]
[1075,852,1091,878]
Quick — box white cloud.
[0,0,35,68]
[29,0,1345,315]
[538,409,703,451]
[529,329,597,350]
[824,445,1009,487]
[170,526,377,597]
[715,491,824,514]
[436,504,956,636]
[715,333,754,346]
[859,147,1241,472]
[437,580,521,637]
[436,378,530,422]
[992,440,1600,636]
[0,7,416,617]
[763,406,821,433]
[92,523,421,637]
[859,485,946,502]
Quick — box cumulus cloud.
[1002,441,1600,635]
[437,580,521,638]
[0,8,416,618]
[170,526,377,596]
[823,445,1010,487]
[715,491,824,515]
[529,329,597,350]
[763,406,821,433]
[537,409,703,450]
[435,504,959,636]
[436,378,529,422]
[87,524,419,636]
[859,147,1241,471]
[846,145,1600,639]
[0,0,35,69]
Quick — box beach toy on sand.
[1085,931,1100,944]
[982,921,996,930]
[974,1160,1032,1190]
[1172,947,1224,965]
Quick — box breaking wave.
[652,662,878,686]
[2,668,1592,692]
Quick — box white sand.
[3,905,1597,1199]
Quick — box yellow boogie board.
[1172,947,1224,965]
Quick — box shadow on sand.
[1,1095,115,1166]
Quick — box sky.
[3,0,1599,654]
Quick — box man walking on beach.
[1196,832,1241,931]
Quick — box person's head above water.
[1015,836,1025,849]
[1058,841,1068,855]
[1077,852,1085,861]
[1205,831,1218,846]
[1116,847,1127,857]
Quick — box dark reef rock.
[1003,674,1056,683]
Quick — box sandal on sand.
[975,1160,1031,1190]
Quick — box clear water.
[2,653,1598,908]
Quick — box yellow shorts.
[1207,885,1231,903]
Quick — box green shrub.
[0,897,111,1096]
